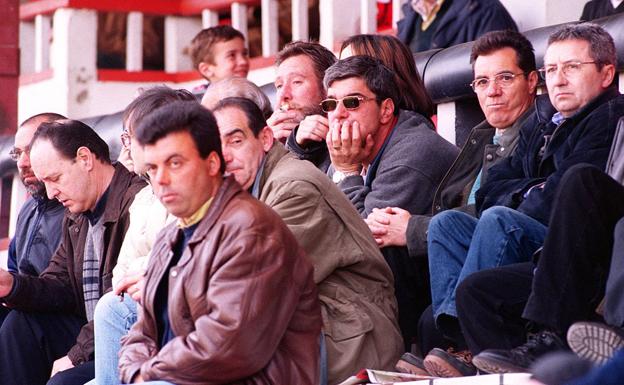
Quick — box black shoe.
[567,321,624,365]
[423,347,477,377]
[472,331,567,374]
[395,352,431,376]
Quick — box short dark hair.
[190,25,245,69]
[324,55,400,115]
[470,30,536,74]
[32,119,111,163]
[135,101,225,173]
[276,41,336,94]
[123,86,197,135]
[213,97,267,137]
[548,23,616,69]
[20,112,67,129]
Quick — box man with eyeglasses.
[0,113,67,326]
[209,96,403,385]
[364,30,553,377]
[322,55,458,349]
[452,23,624,374]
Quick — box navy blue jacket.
[397,0,518,51]
[7,196,64,276]
[476,87,624,225]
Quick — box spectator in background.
[580,0,624,20]
[269,41,336,170]
[0,113,66,326]
[201,77,274,119]
[287,35,436,173]
[189,25,250,93]
[397,0,518,53]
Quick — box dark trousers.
[0,306,9,326]
[605,218,624,327]
[523,165,624,331]
[48,361,94,385]
[417,304,467,355]
[0,310,87,385]
[382,246,431,350]
[457,165,624,354]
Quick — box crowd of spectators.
[2,2,624,385]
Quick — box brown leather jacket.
[119,177,322,385]
[3,163,146,364]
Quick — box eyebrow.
[474,70,517,78]
[222,128,247,138]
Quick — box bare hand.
[0,269,14,298]
[365,207,411,247]
[50,355,74,378]
[326,120,374,173]
[296,115,329,146]
[114,271,145,304]
[267,109,305,142]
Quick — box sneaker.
[423,347,477,377]
[472,330,567,374]
[395,352,430,376]
[567,321,624,365]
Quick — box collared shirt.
[250,155,268,199]
[612,0,624,9]
[178,198,213,228]
[420,0,446,30]
[84,188,110,225]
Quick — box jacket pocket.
[319,283,373,342]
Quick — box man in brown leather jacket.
[0,119,146,385]
[118,101,322,385]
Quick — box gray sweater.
[329,109,459,217]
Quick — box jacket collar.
[186,176,243,244]
[257,142,289,194]
[66,162,138,225]
[560,86,620,126]
[534,93,557,125]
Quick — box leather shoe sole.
[567,321,624,365]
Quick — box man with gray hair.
[437,23,624,375]
[201,77,273,118]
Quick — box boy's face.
[199,37,250,82]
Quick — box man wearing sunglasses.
[0,113,66,326]
[322,55,459,348]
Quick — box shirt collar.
[177,198,213,228]
[551,112,566,126]
[250,154,268,199]
[84,187,110,225]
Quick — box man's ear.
[379,98,395,124]
[76,146,94,170]
[527,70,539,95]
[206,151,222,177]
[198,61,214,80]
[600,63,616,88]
[259,126,275,152]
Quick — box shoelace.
[447,347,474,364]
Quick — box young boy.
[190,25,250,91]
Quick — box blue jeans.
[89,291,138,385]
[428,206,546,321]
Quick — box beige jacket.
[258,144,403,384]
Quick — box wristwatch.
[332,169,360,184]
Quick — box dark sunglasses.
[320,95,375,113]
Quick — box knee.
[429,210,465,237]
[480,205,514,221]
